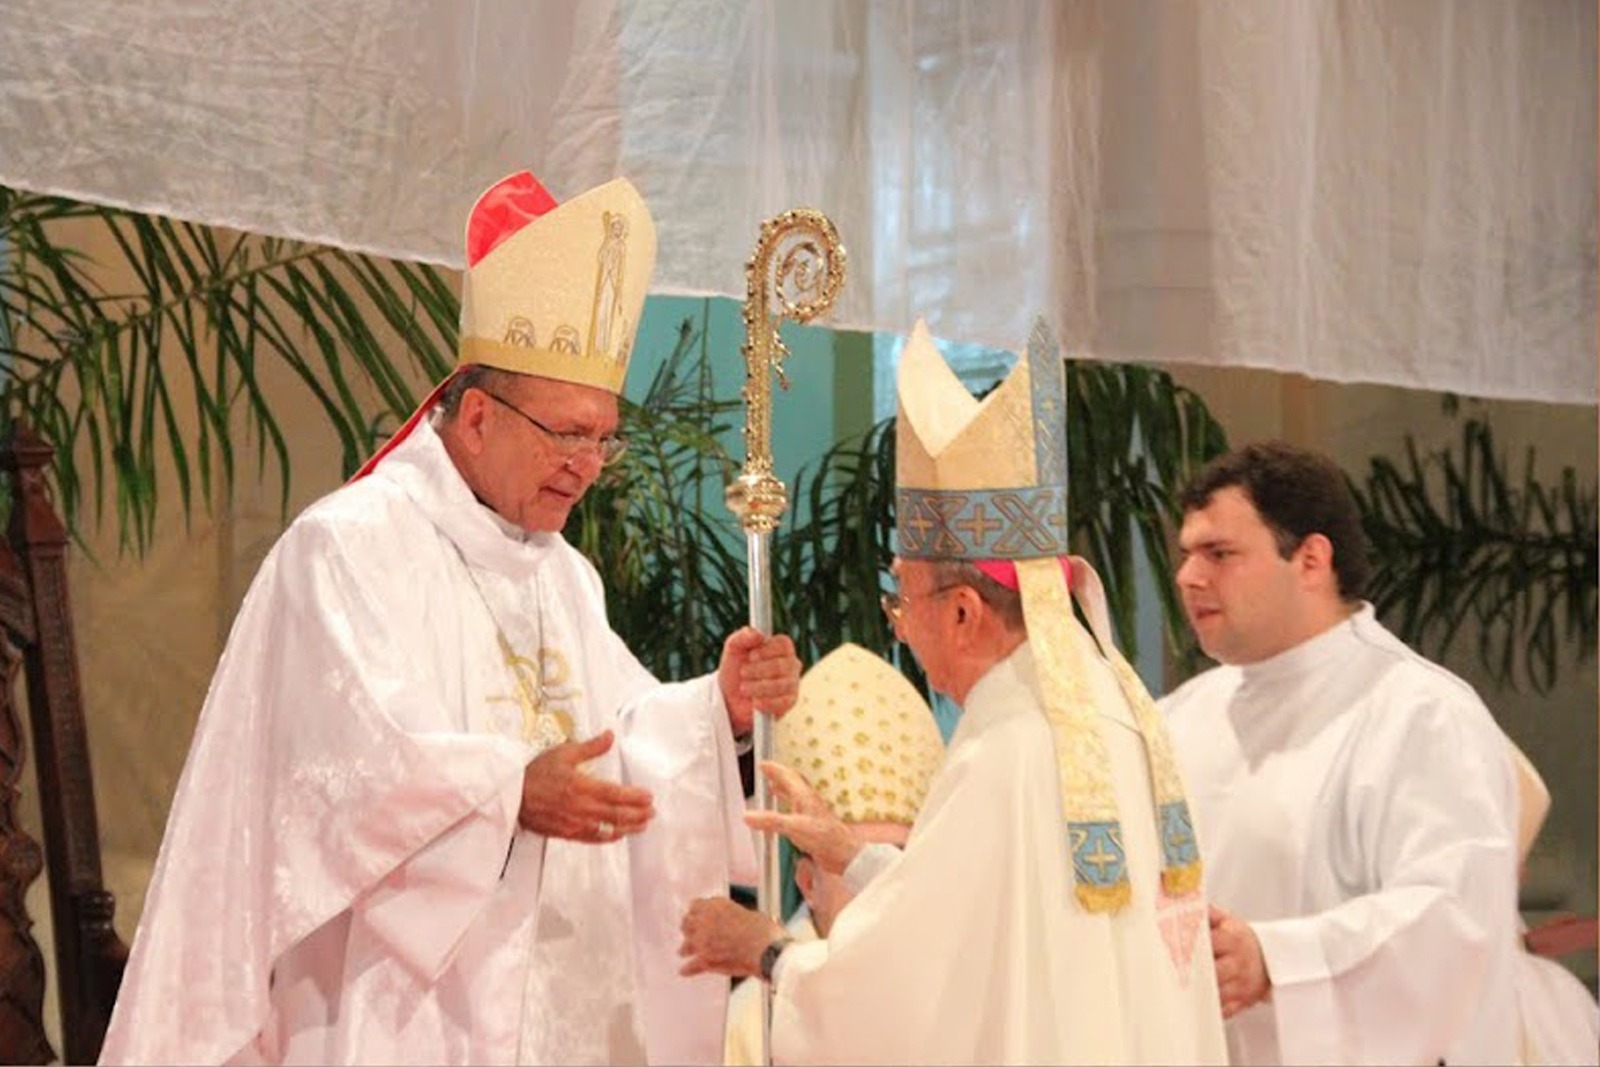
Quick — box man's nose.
[563,447,608,478]
[1175,555,1203,588]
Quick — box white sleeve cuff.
[842,842,900,895]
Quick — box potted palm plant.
[3,186,1592,691]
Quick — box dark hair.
[1178,440,1372,600]
[437,364,520,418]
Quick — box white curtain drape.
[1,0,1593,402]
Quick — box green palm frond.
[8,188,1589,696]
[1064,359,1229,668]
[566,311,747,678]
[1354,418,1598,693]
[775,414,902,665]
[0,186,455,552]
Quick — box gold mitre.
[895,318,1068,560]
[457,171,656,394]
[776,643,946,826]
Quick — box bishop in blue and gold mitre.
[894,317,1202,913]
[679,316,1228,1064]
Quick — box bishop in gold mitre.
[101,171,802,1067]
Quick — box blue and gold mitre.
[891,318,1203,916]
[895,318,1067,560]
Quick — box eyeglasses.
[479,390,629,467]
[879,584,963,624]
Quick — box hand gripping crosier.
[725,209,845,1066]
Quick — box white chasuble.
[1514,948,1600,1066]
[768,641,1228,1066]
[101,419,755,1066]
[1162,606,1522,1065]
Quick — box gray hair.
[930,559,1026,632]
[437,364,521,419]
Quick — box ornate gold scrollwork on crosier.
[726,209,847,533]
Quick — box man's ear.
[953,586,980,626]
[448,388,493,453]
[1297,532,1336,586]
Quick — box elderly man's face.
[470,376,618,534]
[887,557,963,696]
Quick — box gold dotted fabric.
[775,643,946,826]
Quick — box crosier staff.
[724,208,845,1067]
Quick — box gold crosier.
[725,209,845,1067]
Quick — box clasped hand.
[718,627,801,736]
[1210,904,1271,1018]
[678,898,784,978]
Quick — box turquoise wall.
[628,295,876,522]
[629,296,880,920]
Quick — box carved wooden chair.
[0,425,127,1065]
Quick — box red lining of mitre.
[466,171,559,267]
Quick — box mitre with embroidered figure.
[351,171,655,480]
[458,171,654,394]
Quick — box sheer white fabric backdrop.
[0,0,1593,401]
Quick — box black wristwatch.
[758,935,793,983]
